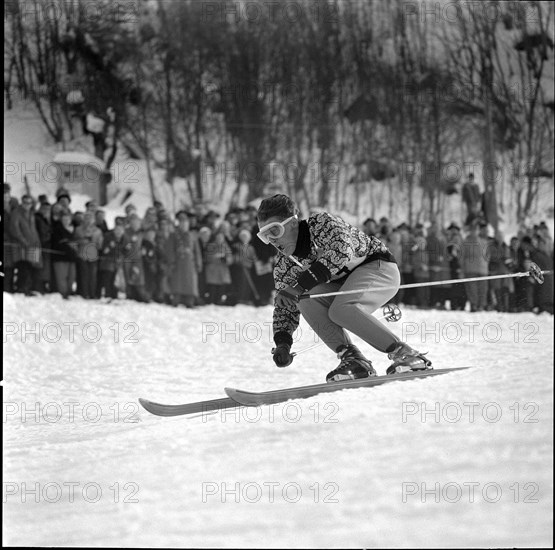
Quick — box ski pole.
[291,303,402,356]
[300,262,551,301]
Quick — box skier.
[257,194,432,382]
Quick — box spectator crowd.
[3,183,553,314]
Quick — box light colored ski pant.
[298,260,401,353]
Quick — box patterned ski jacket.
[272,212,395,346]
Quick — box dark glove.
[272,343,294,368]
[275,284,303,309]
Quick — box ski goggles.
[257,215,297,244]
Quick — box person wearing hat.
[56,191,72,214]
[202,210,221,231]
[141,206,158,233]
[256,194,432,382]
[185,210,200,232]
[124,203,137,227]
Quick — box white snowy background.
[3,292,553,548]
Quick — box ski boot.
[326,344,377,383]
[386,342,432,375]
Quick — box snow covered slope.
[3,293,553,547]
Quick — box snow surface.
[3,293,553,547]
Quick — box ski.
[224,367,471,406]
[139,367,471,416]
[138,396,241,417]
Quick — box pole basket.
[528,262,545,284]
[383,303,402,322]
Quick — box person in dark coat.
[35,202,53,293]
[95,210,109,234]
[462,173,482,225]
[232,229,259,305]
[141,228,159,302]
[487,231,514,312]
[165,211,203,307]
[55,189,72,214]
[9,194,42,296]
[197,225,213,304]
[3,183,16,292]
[154,218,172,304]
[123,214,148,302]
[51,212,78,299]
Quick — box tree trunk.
[482,70,499,230]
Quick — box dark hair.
[257,194,295,222]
